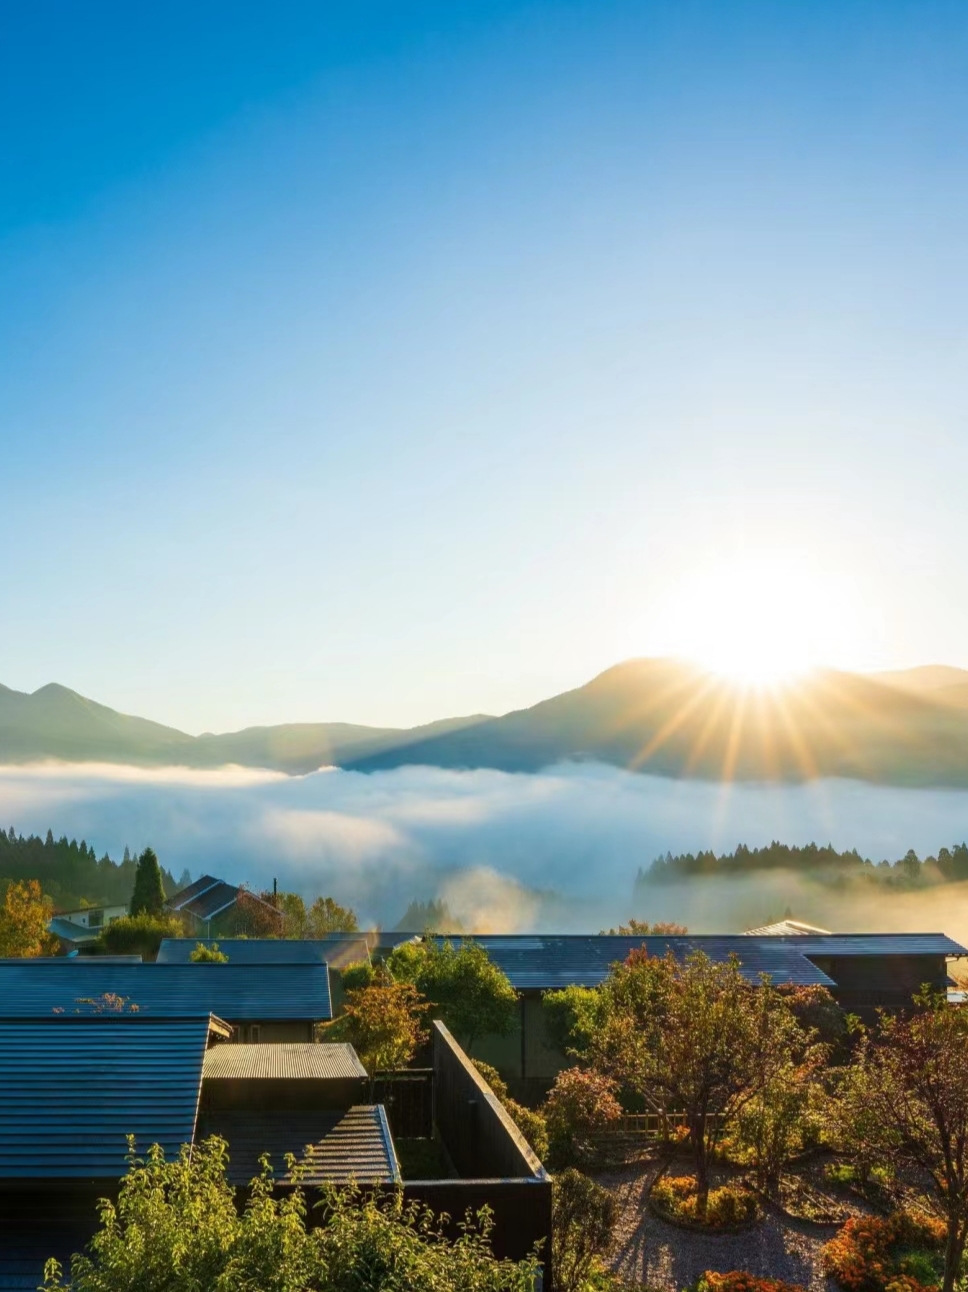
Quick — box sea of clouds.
[2,761,968,937]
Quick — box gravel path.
[595,1161,863,1292]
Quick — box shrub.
[693,1274,806,1292]
[42,1136,540,1291]
[340,960,376,992]
[651,1176,758,1229]
[95,913,183,960]
[544,1067,622,1167]
[189,941,228,963]
[0,879,57,957]
[552,1168,618,1292]
[822,1212,947,1292]
[541,985,604,1059]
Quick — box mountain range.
[4,659,968,785]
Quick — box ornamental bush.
[651,1176,758,1230]
[693,1273,806,1292]
[543,1067,622,1168]
[822,1212,947,1292]
[472,1062,549,1161]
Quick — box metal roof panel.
[0,962,332,1021]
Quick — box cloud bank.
[2,761,968,936]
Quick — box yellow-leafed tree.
[0,879,58,957]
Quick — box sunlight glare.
[658,555,841,688]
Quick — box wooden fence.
[609,1111,728,1139]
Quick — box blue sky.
[2,0,968,733]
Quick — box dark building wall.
[807,954,949,1018]
[404,1178,552,1278]
[227,1021,314,1043]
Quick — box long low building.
[418,931,968,1089]
[0,961,333,1040]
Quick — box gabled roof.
[203,1042,366,1081]
[0,1015,218,1180]
[426,932,968,991]
[157,936,371,969]
[0,962,332,1021]
[196,1105,399,1186]
[744,920,832,936]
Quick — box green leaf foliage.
[95,913,183,960]
[42,1136,539,1292]
[389,940,518,1050]
[130,848,166,917]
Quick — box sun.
[657,555,837,689]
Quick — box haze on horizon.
[3,1,968,735]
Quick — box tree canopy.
[388,939,518,1051]
[0,826,177,911]
[130,848,165,917]
[0,878,58,957]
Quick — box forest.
[638,840,968,888]
[0,826,182,910]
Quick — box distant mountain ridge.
[4,660,968,786]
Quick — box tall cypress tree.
[130,847,166,916]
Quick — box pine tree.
[130,847,166,916]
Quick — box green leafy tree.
[42,1136,539,1292]
[0,879,58,957]
[339,960,376,992]
[392,940,518,1052]
[189,941,228,963]
[591,950,802,1218]
[837,992,968,1292]
[552,1169,618,1292]
[220,886,283,937]
[734,1052,829,1195]
[541,985,606,1061]
[306,895,359,936]
[130,848,166,917]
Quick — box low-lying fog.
[2,761,968,939]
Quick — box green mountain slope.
[345,658,968,786]
[5,661,968,784]
[0,682,488,774]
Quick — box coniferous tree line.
[639,839,968,888]
[0,826,179,910]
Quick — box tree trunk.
[941,1218,965,1292]
[693,1116,709,1219]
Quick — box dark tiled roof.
[165,874,223,909]
[0,962,332,1021]
[428,932,967,991]
[0,1016,214,1180]
[158,936,371,969]
[197,1105,399,1186]
[203,1042,366,1081]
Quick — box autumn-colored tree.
[220,886,283,937]
[600,919,688,935]
[591,950,803,1217]
[837,992,968,1292]
[326,969,429,1072]
[0,879,57,957]
[544,1067,623,1168]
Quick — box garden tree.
[389,940,518,1051]
[591,950,804,1218]
[325,968,430,1071]
[0,879,57,957]
[189,941,228,963]
[220,885,283,937]
[96,913,183,960]
[541,984,606,1061]
[277,892,360,938]
[42,1136,540,1292]
[472,1061,549,1160]
[552,1168,618,1292]
[734,1050,829,1196]
[130,847,166,916]
[340,960,376,991]
[837,991,968,1292]
[543,1067,623,1168]
[776,984,848,1049]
